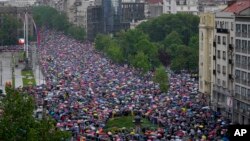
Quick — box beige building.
[199,13,215,104]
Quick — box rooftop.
[223,0,250,14]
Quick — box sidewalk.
[15,63,23,88]
[34,65,45,85]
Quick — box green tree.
[163,31,183,48]
[94,34,112,51]
[153,66,169,92]
[106,41,124,63]
[66,25,86,41]
[51,13,69,31]
[0,87,71,141]
[0,15,21,46]
[187,35,199,70]
[131,51,150,73]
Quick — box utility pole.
[11,53,15,89]
[0,60,2,86]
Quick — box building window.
[217,50,221,59]
[236,85,241,94]
[242,56,247,69]
[222,66,226,75]
[231,22,234,31]
[248,41,250,54]
[236,24,241,37]
[242,71,247,85]
[241,87,247,98]
[242,40,247,53]
[248,73,250,86]
[217,36,221,44]
[236,55,241,68]
[236,39,241,52]
[217,78,221,85]
[235,70,240,83]
[222,51,226,60]
[242,24,247,37]
[248,57,250,70]
[248,24,250,38]
[223,36,226,45]
[217,64,221,73]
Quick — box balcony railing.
[213,41,216,48]
[229,44,233,51]
[217,28,229,34]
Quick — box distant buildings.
[2,0,36,7]
[199,0,250,124]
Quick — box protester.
[24,30,229,140]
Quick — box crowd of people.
[25,30,230,141]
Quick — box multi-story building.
[87,5,103,40]
[212,11,234,120]
[199,0,250,124]
[7,0,36,7]
[121,1,145,23]
[223,0,250,124]
[198,13,215,105]
[145,0,163,18]
[175,0,199,15]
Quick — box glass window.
[248,41,250,54]
[242,40,247,53]
[236,85,241,94]
[242,24,247,37]
[236,39,241,52]
[223,36,226,45]
[222,66,226,75]
[248,24,250,38]
[217,50,221,59]
[231,22,234,31]
[242,56,247,69]
[236,55,241,67]
[236,24,241,37]
[217,78,221,85]
[217,36,221,44]
[223,51,226,60]
[248,57,250,70]
[242,71,247,85]
[248,73,250,86]
[235,69,241,83]
[217,64,221,73]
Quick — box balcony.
[213,70,216,75]
[229,44,233,51]
[228,74,234,80]
[216,28,229,34]
[213,41,216,47]
[229,59,233,64]
[213,55,216,60]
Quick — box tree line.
[32,6,86,41]
[95,13,199,72]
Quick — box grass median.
[105,116,157,132]
[21,70,36,87]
